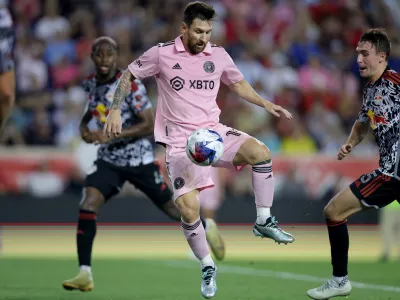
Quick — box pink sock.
[252,160,275,221]
[181,217,210,260]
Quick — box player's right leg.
[166,146,217,299]
[307,170,397,299]
[62,160,124,292]
[176,190,218,299]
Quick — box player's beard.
[188,39,206,54]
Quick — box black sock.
[200,216,207,230]
[77,209,97,266]
[326,219,349,277]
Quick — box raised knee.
[249,141,271,165]
[161,201,181,221]
[323,204,331,219]
[178,205,199,221]
[176,199,199,222]
[323,203,341,221]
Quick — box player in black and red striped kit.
[307,28,400,299]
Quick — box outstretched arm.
[103,70,136,137]
[110,70,135,110]
[228,79,293,119]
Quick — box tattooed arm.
[110,70,136,110]
[103,70,136,137]
[105,45,159,137]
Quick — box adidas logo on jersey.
[172,63,182,70]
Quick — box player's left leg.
[213,125,294,244]
[307,170,397,299]
[307,187,361,299]
[126,162,225,261]
[63,160,125,292]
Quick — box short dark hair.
[183,1,216,27]
[91,36,118,53]
[359,28,391,61]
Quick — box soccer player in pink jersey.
[104,2,294,298]
[61,37,225,293]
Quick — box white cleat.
[307,278,352,299]
[201,265,217,299]
[253,216,294,244]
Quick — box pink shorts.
[166,124,251,200]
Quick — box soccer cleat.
[253,216,295,244]
[201,265,217,299]
[205,218,225,261]
[307,278,352,299]
[62,270,94,292]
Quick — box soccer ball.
[186,128,224,166]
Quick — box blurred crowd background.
[1,0,397,200]
[5,0,400,153]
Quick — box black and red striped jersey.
[82,70,155,167]
[358,67,400,178]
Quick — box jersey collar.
[368,65,391,87]
[175,35,212,55]
[95,69,122,86]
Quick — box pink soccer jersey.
[128,35,244,147]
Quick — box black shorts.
[350,169,400,208]
[0,28,15,73]
[85,159,172,206]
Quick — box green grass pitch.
[0,226,399,300]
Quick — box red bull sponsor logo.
[92,103,109,123]
[367,110,388,130]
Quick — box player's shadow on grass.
[0,285,85,300]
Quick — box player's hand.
[91,131,111,144]
[264,102,293,119]
[103,108,122,138]
[81,128,95,143]
[337,144,353,160]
